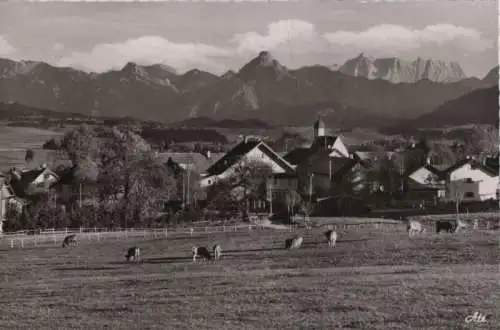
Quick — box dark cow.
[125,247,141,262]
[61,234,78,248]
[192,246,211,263]
[436,221,453,234]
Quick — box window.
[465,192,475,198]
[464,178,473,184]
[207,180,212,185]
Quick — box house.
[407,162,446,200]
[0,174,30,233]
[200,137,296,188]
[310,118,350,158]
[283,119,363,200]
[157,151,224,176]
[9,165,60,198]
[444,157,499,202]
[200,137,296,215]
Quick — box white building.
[445,158,499,202]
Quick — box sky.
[0,1,497,78]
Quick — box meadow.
[0,226,497,329]
[0,124,63,170]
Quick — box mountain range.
[338,53,467,83]
[0,52,497,128]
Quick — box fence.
[0,224,294,249]
[0,219,412,249]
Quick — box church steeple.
[313,117,325,139]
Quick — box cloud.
[52,43,65,52]
[231,20,328,55]
[324,24,493,53]
[57,36,233,74]
[0,36,16,56]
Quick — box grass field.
[0,124,63,170]
[0,227,497,329]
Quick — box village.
[0,118,498,233]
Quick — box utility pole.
[268,179,273,216]
[309,173,314,204]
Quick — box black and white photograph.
[0,0,498,328]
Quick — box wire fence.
[0,220,414,250]
[3,213,496,250]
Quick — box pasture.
[0,226,497,329]
[0,124,63,170]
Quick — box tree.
[208,159,273,216]
[59,124,100,165]
[463,126,499,160]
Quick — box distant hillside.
[482,66,499,86]
[0,52,490,128]
[409,85,499,127]
[173,116,272,129]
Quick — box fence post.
[223,226,225,232]
[65,228,68,234]
[34,235,37,247]
[21,239,24,248]
[190,228,193,237]
[10,239,13,248]
[165,227,168,239]
[234,225,237,232]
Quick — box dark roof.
[204,140,294,176]
[205,139,260,176]
[257,143,295,173]
[157,152,222,174]
[165,157,185,176]
[303,152,358,177]
[10,168,46,197]
[422,164,446,180]
[310,135,338,152]
[283,148,311,166]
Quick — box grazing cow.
[407,220,425,237]
[192,246,211,263]
[324,230,338,248]
[212,244,222,261]
[285,236,304,250]
[125,247,140,262]
[473,219,479,229]
[62,234,78,248]
[436,221,453,234]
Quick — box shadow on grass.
[53,266,122,271]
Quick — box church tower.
[313,117,325,139]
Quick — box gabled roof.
[157,152,222,174]
[204,139,294,176]
[283,148,311,166]
[10,167,59,197]
[303,152,358,177]
[444,158,499,177]
[310,135,338,152]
